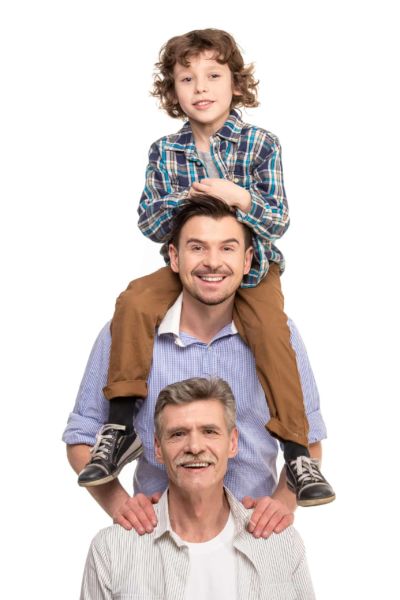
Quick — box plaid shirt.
[138,110,289,286]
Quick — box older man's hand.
[113,492,161,533]
[242,496,295,538]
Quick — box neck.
[168,484,230,542]
[180,289,234,343]
[190,112,229,152]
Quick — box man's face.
[155,399,238,494]
[173,50,240,132]
[169,215,253,307]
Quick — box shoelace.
[90,424,126,461]
[290,456,324,485]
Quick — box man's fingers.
[249,500,276,536]
[258,511,284,538]
[274,513,294,534]
[246,497,294,538]
[126,504,154,533]
[137,495,158,526]
[113,514,133,531]
[242,496,256,509]
[122,509,148,534]
[150,492,162,504]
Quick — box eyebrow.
[185,238,241,246]
[165,423,223,435]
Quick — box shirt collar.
[157,293,238,347]
[164,110,245,152]
[154,487,249,546]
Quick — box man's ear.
[243,246,253,275]
[169,243,179,273]
[154,435,164,464]
[228,427,239,459]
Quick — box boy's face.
[173,50,240,133]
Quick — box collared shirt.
[63,296,327,500]
[138,110,289,287]
[80,488,315,600]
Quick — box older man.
[64,196,332,538]
[81,377,315,599]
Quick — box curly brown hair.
[152,28,259,119]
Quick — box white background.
[1,0,399,597]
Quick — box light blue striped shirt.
[63,296,326,499]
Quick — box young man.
[81,377,315,599]
[64,196,333,538]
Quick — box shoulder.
[149,122,191,153]
[237,122,282,162]
[251,525,303,560]
[240,121,281,146]
[91,523,157,555]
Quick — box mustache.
[175,454,216,467]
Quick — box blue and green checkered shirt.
[138,110,289,287]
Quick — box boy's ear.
[169,243,179,273]
[232,75,242,97]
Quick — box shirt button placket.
[201,344,212,375]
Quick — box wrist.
[272,488,297,512]
[236,189,251,213]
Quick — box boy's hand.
[242,495,295,538]
[113,492,161,533]
[189,178,251,213]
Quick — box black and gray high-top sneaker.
[78,424,143,487]
[286,456,336,507]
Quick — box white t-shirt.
[171,512,237,600]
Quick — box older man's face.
[168,215,253,307]
[155,399,238,494]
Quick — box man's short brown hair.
[170,195,253,250]
[152,28,259,119]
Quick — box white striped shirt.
[81,488,315,600]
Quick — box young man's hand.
[113,492,161,533]
[189,178,251,213]
[242,496,295,538]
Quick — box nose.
[184,430,204,455]
[195,76,208,94]
[203,248,222,270]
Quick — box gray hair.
[154,377,237,438]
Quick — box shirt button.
[233,177,239,183]
[196,161,202,167]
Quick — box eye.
[190,244,204,252]
[181,76,192,83]
[210,73,221,79]
[223,246,234,252]
[171,431,185,438]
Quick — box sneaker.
[78,424,143,487]
[286,456,336,507]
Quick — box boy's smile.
[173,51,240,136]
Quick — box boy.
[77,29,335,507]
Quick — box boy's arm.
[236,137,289,242]
[192,137,289,243]
[138,141,189,243]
